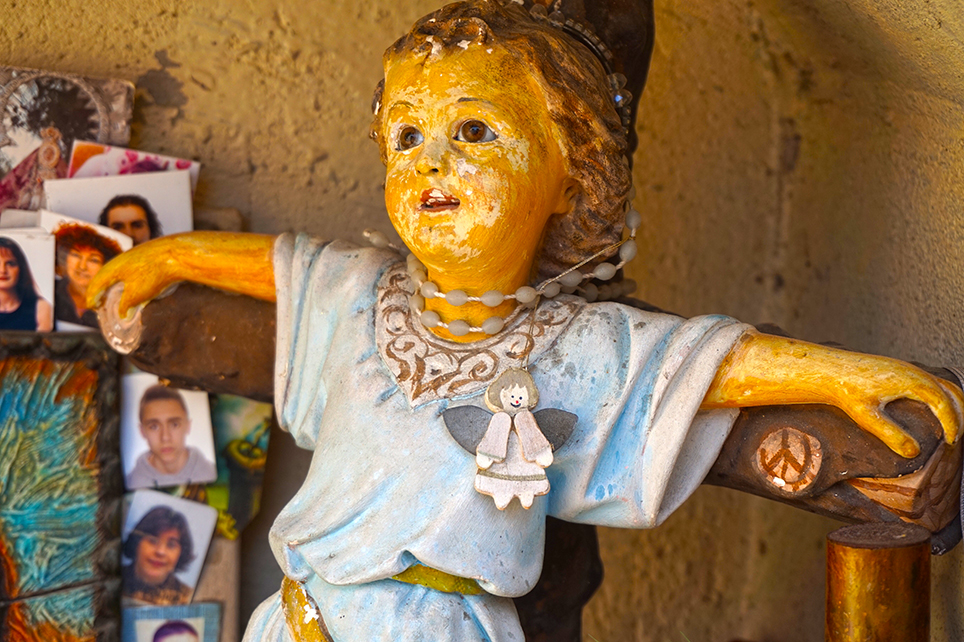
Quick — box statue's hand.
[87,237,179,318]
[826,355,964,458]
[704,331,964,458]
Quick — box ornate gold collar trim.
[375,263,582,408]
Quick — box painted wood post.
[826,523,931,642]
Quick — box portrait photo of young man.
[98,194,163,246]
[44,170,194,241]
[123,377,217,490]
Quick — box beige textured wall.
[589,1,964,640]
[4,0,963,640]
[2,0,439,242]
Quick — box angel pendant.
[442,369,577,510]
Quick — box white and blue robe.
[244,234,750,642]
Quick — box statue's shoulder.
[276,234,402,285]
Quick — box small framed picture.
[0,65,133,212]
[0,231,54,332]
[204,394,273,538]
[122,602,221,642]
[122,372,218,490]
[121,490,218,606]
[44,170,193,246]
[68,142,201,194]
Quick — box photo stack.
[0,64,273,642]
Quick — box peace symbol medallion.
[754,427,823,494]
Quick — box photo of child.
[120,490,218,607]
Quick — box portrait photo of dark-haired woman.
[121,491,218,607]
[0,236,53,331]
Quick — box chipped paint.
[6,0,964,638]
[381,43,562,296]
[455,158,478,176]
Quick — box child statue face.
[380,43,575,277]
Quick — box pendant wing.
[441,405,493,453]
[533,408,578,451]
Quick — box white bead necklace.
[365,198,641,337]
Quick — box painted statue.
[87,1,963,640]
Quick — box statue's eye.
[396,126,423,150]
[456,120,496,143]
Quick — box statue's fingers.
[935,379,964,444]
[87,263,121,308]
[900,374,964,446]
[851,404,921,458]
[116,283,143,319]
[86,276,108,308]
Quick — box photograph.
[43,170,193,245]
[122,372,217,490]
[0,231,53,331]
[121,602,220,642]
[52,219,128,331]
[68,142,200,195]
[121,490,218,606]
[202,394,273,539]
[0,65,133,212]
[0,209,132,331]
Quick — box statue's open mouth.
[420,188,460,211]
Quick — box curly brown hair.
[53,223,123,267]
[370,0,632,282]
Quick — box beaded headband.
[524,2,633,132]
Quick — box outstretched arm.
[702,329,964,458]
[85,231,279,400]
[87,231,277,316]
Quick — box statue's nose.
[415,140,449,175]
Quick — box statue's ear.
[554,177,581,215]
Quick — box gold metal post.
[826,522,930,642]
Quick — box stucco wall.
[3,0,962,640]
[589,1,964,640]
